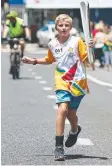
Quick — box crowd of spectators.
[83,20,112,71]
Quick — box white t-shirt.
[45,35,89,96]
[94,32,105,48]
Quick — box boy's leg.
[65,95,84,148]
[54,102,69,161]
[65,109,81,148]
[67,109,78,132]
[56,102,68,136]
[54,90,71,160]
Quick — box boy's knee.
[58,103,68,116]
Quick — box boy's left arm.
[78,38,94,63]
[78,38,87,62]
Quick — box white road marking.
[87,74,112,88]
[39,80,47,84]
[108,89,112,92]
[28,68,32,71]
[34,76,42,79]
[76,138,93,145]
[43,87,52,91]
[47,95,56,99]
[32,72,36,75]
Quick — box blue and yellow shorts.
[56,90,85,110]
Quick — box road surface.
[1,48,112,165]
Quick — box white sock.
[70,129,78,135]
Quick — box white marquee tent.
[25,0,112,8]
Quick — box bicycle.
[8,38,23,79]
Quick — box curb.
[87,74,112,88]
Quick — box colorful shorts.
[56,90,85,109]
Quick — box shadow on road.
[65,154,108,160]
[18,77,35,80]
[35,154,108,161]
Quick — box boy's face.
[56,20,71,37]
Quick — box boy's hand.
[22,56,35,64]
[88,39,94,48]
[84,39,94,48]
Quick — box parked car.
[36,23,79,47]
[36,23,55,47]
[70,27,79,36]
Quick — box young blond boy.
[22,14,93,161]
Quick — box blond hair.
[55,14,72,28]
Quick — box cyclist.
[2,11,31,73]
[2,11,31,56]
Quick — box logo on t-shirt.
[68,47,73,53]
[55,48,63,54]
[68,47,74,57]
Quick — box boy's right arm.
[22,49,55,65]
[22,57,49,65]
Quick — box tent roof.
[25,0,112,8]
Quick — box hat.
[6,11,18,18]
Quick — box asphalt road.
[1,51,112,165]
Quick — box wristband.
[33,58,38,65]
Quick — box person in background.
[103,24,112,71]
[2,10,31,58]
[93,24,105,68]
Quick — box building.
[25,0,112,32]
[8,0,25,18]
